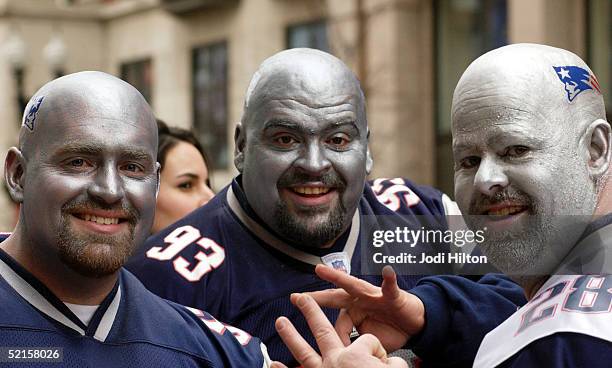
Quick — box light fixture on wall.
[43,32,67,78]
[4,29,28,117]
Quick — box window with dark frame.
[434,0,508,197]
[587,0,611,122]
[287,19,329,52]
[120,58,153,105]
[192,42,228,171]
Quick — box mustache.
[277,170,346,189]
[469,187,533,215]
[61,197,139,225]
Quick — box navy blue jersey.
[474,275,612,367]
[127,177,525,366]
[0,235,268,368]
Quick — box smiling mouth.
[291,186,331,196]
[481,204,529,221]
[72,213,129,226]
[486,206,527,216]
[282,185,338,208]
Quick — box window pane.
[287,20,329,52]
[192,42,228,171]
[435,0,507,196]
[588,0,611,121]
[120,59,153,105]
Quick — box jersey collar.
[227,178,360,267]
[0,248,121,341]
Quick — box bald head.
[242,48,366,127]
[19,71,156,158]
[452,44,605,134]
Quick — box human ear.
[365,130,373,175]
[366,147,373,175]
[155,162,161,199]
[4,147,26,203]
[586,119,611,181]
[234,123,246,172]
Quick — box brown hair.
[157,119,211,187]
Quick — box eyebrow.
[176,173,199,179]
[263,119,360,134]
[53,143,153,161]
[263,120,300,131]
[453,131,547,153]
[54,143,101,156]
[452,142,473,153]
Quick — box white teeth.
[81,214,119,225]
[489,206,523,216]
[293,187,330,195]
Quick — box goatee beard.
[57,200,138,278]
[274,199,347,247]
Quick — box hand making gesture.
[307,265,425,352]
[272,293,408,368]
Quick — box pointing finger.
[290,293,344,356]
[381,266,400,300]
[306,289,353,309]
[315,265,377,298]
[275,317,322,368]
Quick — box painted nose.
[474,157,508,196]
[294,142,332,175]
[87,164,124,204]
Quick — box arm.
[496,333,612,368]
[185,306,272,368]
[408,273,526,367]
[309,266,526,367]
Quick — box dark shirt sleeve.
[408,273,527,367]
[499,332,612,368]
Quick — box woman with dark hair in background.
[152,119,215,234]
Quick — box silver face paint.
[451,44,606,276]
[17,72,159,278]
[238,49,369,248]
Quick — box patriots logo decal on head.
[553,66,601,102]
[23,96,45,131]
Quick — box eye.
[272,134,299,148]
[459,156,481,170]
[70,158,85,167]
[120,162,145,175]
[178,181,193,190]
[64,158,93,171]
[326,133,351,148]
[505,145,529,157]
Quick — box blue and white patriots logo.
[331,260,348,273]
[23,96,45,131]
[553,66,601,102]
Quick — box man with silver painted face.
[452,44,604,285]
[235,52,371,247]
[0,71,270,367]
[128,48,525,366]
[451,44,612,367]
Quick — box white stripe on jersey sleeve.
[260,342,272,368]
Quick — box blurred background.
[0,0,609,231]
